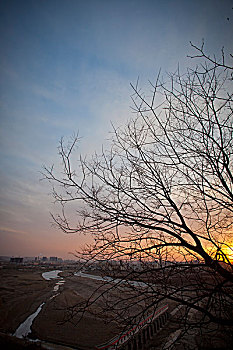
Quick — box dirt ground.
[0,265,176,349]
[0,266,53,334]
[0,266,125,349]
[31,277,121,349]
[2,265,230,350]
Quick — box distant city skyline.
[0,0,232,259]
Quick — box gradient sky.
[0,0,232,259]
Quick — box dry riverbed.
[3,266,228,350]
[0,267,120,349]
[0,267,53,334]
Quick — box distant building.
[42,256,48,261]
[24,257,35,262]
[49,256,58,262]
[10,257,23,263]
[0,256,11,262]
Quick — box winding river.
[74,271,150,288]
[13,269,64,339]
[13,270,151,340]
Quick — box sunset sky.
[0,0,232,259]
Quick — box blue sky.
[0,0,232,258]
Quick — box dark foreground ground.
[0,265,232,349]
[0,266,129,349]
[0,266,52,334]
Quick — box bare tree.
[44,43,233,348]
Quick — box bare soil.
[2,266,230,350]
[0,267,52,334]
[0,267,122,349]
[31,278,120,349]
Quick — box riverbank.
[0,267,122,349]
[0,332,46,349]
[2,266,231,349]
[0,267,53,334]
[31,274,121,349]
[0,266,176,349]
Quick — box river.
[13,269,150,340]
[74,270,150,288]
[13,269,64,339]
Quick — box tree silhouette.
[44,43,233,348]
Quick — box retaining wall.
[96,305,169,350]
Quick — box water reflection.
[13,303,45,338]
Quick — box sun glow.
[205,243,233,264]
[224,246,233,262]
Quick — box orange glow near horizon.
[222,246,233,263]
[205,243,233,264]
